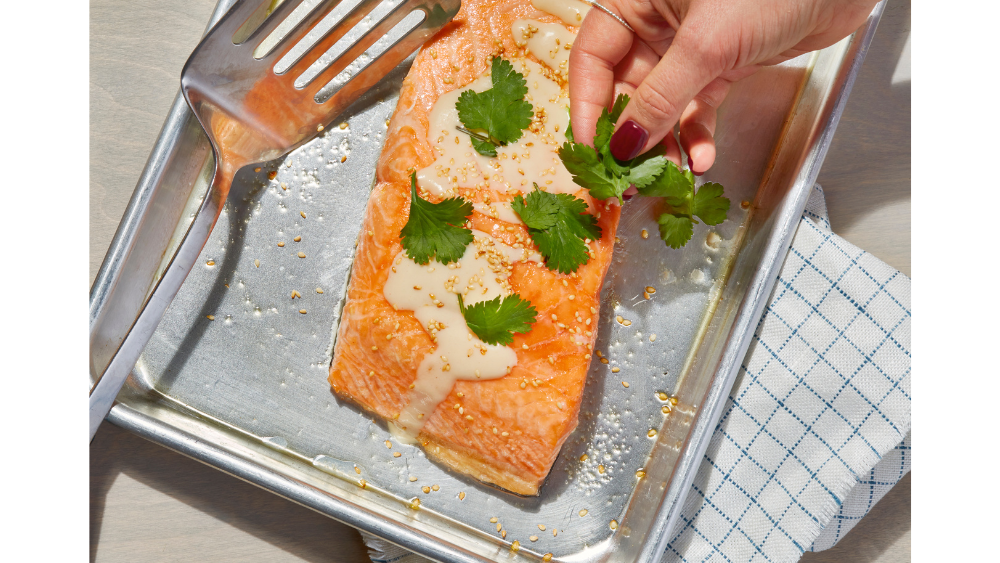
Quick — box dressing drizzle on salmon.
[328,0,616,496]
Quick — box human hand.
[569,0,878,173]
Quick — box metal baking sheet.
[91,1,885,561]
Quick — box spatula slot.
[313,9,426,103]
[252,0,324,59]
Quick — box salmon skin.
[328,0,618,496]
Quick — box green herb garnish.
[456,57,534,156]
[639,166,730,248]
[558,94,668,202]
[512,184,601,274]
[457,293,538,346]
[399,172,474,264]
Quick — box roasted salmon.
[328,0,619,495]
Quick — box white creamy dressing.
[390,3,591,440]
[415,59,574,199]
[512,20,576,80]
[384,231,540,439]
[531,0,591,26]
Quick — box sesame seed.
[491,517,498,523]
[662,405,672,414]
[206,315,215,321]
[409,476,417,482]
[354,466,361,474]
[657,392,668,401]
[268,170,277,180]
[598,464,605,474]
[385,440,392,448]
[611,367,620,373]
[568,295,575,300]
[432,484,439,491]
[501,431,509,437]
[670,397,678,404]
[393,452,401,457]
[650,334,657,342]
[741,200,751,209]
[277,241,285,247]
[206,260,215,266]
[616,315,624,323]
[316,287,324,294]
[317,124,324,131]
[579,454,588,462]
[641,229,649,239]
[600,358,609,364]
[359,479,366,488]
[298,252,306,258]
[529,536,539,542]
[341,156,347,163]
[497,523,503,531]
[458,492,466,500]
[422,486,430,493]
[645,286,656,294]
[372,345,378,351]
[293,236,301,242]
[538,524,546,531]
[254,259,260,268]
[610,520,618,530]
[500,530,506,538]
[300,211,306,218]
[291,290,301,299]
[280,182,288,190]
[552,529,558,537]
[543,554,553,562]
[254,167,262,173]
[510,541,520,552]
[340,122,348,130]
[299,309,307,314]
[622,381,630,388]
[648,429,658,437]
[636,469,646,478]
[579,509,588,517]
[410,498,420,509]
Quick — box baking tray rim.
[92,1,886,561]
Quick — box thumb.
[609,27,724,161]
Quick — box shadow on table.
[90,423,370,562]
[818,0,911,270]
[799,472,911,563]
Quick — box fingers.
[608,26,725,161]
[679,76,732,174]
[568,8,635,148]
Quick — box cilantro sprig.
[558,94,668,202]
[456,57,534,156]
[512,184,601,274]
[638,165,730,248]
[399,172,474,264]
[457,293,537,346]
[557,93,731,249]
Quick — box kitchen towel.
[362,184,912,562]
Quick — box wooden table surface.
[90,1,910,561]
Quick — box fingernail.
[609,120,648,161]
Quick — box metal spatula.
[89,0,461,440]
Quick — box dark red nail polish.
[609,120,648,161]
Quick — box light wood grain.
[89,0,910,561]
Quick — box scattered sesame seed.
[657,392,668,401]
[317,124,324,132]
[579,454,588,462]
[538,524,546,531]
[670,397,678,404]
[598,464,605,474]
[622,319,632,326]
[645,286,656,294]
[579,509,588,517]
[393,452,401,457]
[294,236,301,242]
[662,405,672,414]
[611,367,620,373]
[254,167,262,173]
[510,541,520,552]
[341,156,347,163]
[500,530,506,538]
[316,287,324,294]
[254,259,260,268]
[616,315,624,323]
[491,517,498,523]
[206,315,215,321]
[299,309,307,314]
[372,345,378,351]
[409,476,417,482]
[741,200,751,209]
[458,491,466,500]
[280,182,288,190]
[291,290,301,299]
[300,211,307,218]
[552,529,558,537]
[354,466,361,474]
[648,429,658,437]
[543,554,553,562]
[497,523,503,531]
[268,170,277,180]
[650,334,657,342]
[636,469,646,478]
[422,486,430,493]
[385,440,392,448]
[610,520,618,530]
[340,122,349,130]
[529,536,539,542]
[600,358,609,364]
[409,498,420,509]
[622,381,630,388]
[206,260,215,266]
[641,229,649,239]
[277,241,285,247]
[432,484,439,491]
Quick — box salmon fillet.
[328,0,618,496]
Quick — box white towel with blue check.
[363,185,912,562]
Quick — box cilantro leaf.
[457,293,537,346]
[471,136,497,157]
[557,141,623,200]
[565,109,574,142]
[691,182,730,225]
[399,172,473,265]
[512,185,602,274]
[456,57,533,150]
[624,147,668,188]
[657,213,694,249]
[636,160,692,202]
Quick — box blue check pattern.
[663,185,911,562]
[362,185,911,562]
